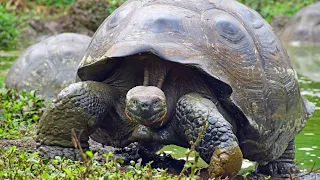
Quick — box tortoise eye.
[153,99,160,105]
[132,99,138,105]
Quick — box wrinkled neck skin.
[142,57,171,88]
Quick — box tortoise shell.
[5,33,91,98]
[281,1,320,44]
[78,0,313,163]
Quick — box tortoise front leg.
[174,93,243,179]
[37,81,120,148]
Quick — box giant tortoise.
[37,0,314,178]
[280,2,320,81]
[281,1,320,44]
[5,33,91,98]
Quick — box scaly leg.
[174,93,243,179]
[256,139,299,177]
[37,81,120,148]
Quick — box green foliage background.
[33,0,75,7]
[0,0,318,50]
[0,5,22,50]
[239,0,318,22]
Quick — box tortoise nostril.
[141,102,150,109]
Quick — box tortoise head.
[125,86,167,128]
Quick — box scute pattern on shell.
[5,33,91,98]
[79,0,312,163]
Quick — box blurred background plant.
[239,0,318,22]
[0,0,318,51]
[0,0,127,51]
[0,4,23,50]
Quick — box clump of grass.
[0,88,45,139]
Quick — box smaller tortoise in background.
[37,0,314,179]
[280,2,320,82]
[281,1,320,44]
[5,33,91,98]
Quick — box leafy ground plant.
[0,88,45,139]
[0,146,177,180]
[0,144,208,180]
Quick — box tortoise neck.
[142,60,170,89]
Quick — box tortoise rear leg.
[37,81,120,149]
[174,93,243,179]
[256,139,299,177]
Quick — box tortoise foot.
[115,142,142,163]
[209,145,243,179]
[256,139,299,178]
[256,161,299,178]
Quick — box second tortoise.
[5,33,91,98]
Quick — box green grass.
[0,89,44,139]
[33,0,75,7]
[0,56,16,88]
[0,5,22,50]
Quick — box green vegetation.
[0,89,45,139]
[0,56,16,87]
[0,5,22,50]
[33,0,75,7]
[239,0,318,22]
[0,146,180,179]
[107,0,126,13]
[1,0,317,50]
